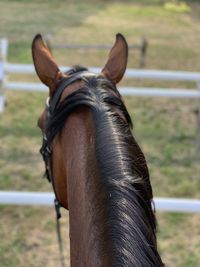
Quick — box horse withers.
[32,33,164,267]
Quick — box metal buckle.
[46,97,50,108]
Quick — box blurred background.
[0,0,200,266]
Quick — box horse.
[32,33,164,267]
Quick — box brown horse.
[32,34,164,267]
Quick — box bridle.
[40,70,98,191]
[39,70,99,267]
[40,69,99,261]
[40,69,128,202]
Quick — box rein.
[40,70,98,267]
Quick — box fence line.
[44,34,148,68]
[0,191,200,213]
[1,38,200,213]
[4,62,200,81]
[1,38,200,114]
[2,63,200,98]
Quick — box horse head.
[32,34,128,210]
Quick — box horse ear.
[32,34,63,91]
[101,33,128,84]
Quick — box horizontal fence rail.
[120,87,200,98]
[2,63,200,100]
[44,35,148,68]
[0,191,200,213]
[5,82,200,98]
[49,44,144,50]
[4,63,200,81]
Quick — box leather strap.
[54,199,65,267]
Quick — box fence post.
[0,58,4,113]
[0,38,8,113]
[139,37,148,68]
[196,81,200,159]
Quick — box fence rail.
[2,63,200,100]
[44,35,148,68]
[4,82,200,98]
[0,191,200,213]
[4,62,200,81]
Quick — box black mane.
[46,67,164,266]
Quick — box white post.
[0,38,8,61]
[196,81,200,159]
[0,59,4,113]
[0,38,8,113]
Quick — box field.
[0,0,200,266]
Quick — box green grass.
[0,0,200,266]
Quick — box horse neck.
[61,104,164,267]
[62,107,111,267]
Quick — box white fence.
[3,63,200,98]
[1,39,200,113]
[0,38,8,112]
[0,191,200,213]
[0,38,200,213]
[2,63,200,96]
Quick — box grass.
[0,0,200,266]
